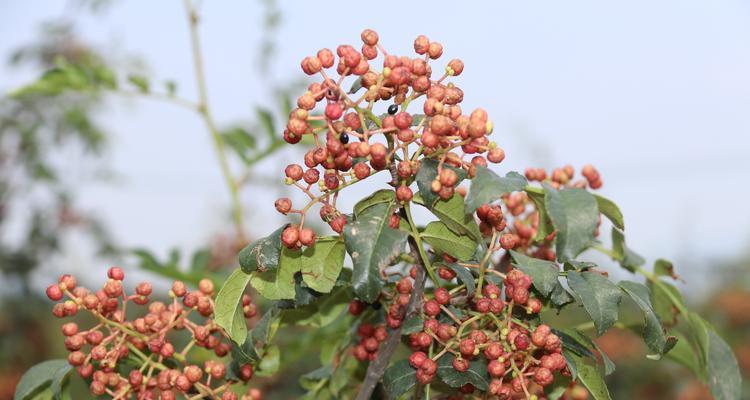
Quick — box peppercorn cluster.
[275,29,506,249]
[45,269,261,400]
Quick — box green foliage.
[437,355,490,391]
[250,247,301,300]
[685,314,742,400]
[383,360,417,400]
[560,328,616,375]
[353,189,396,218]
[464,167,527,213]
[653,258,676,278]
[298,237,346,293]
[421,221,477,260]
[567,271,622,336]
[431,194,483,242]
[566,352,612,400]
[648,279,684,324]
[618,281,670,357]
[610,228,645,272]
[14,359,71,400]
[215,269,253,344]
[593,194,624,230]
[543,184,599,261]
[526,187,555,242]
[416,159,467,207]
[133,247,218,287]
[344,201,407,303]
[12,57,117,98]
[126,74,149,92]
[239,225,287,274]
[510,250,560,297]
[440,262,476,297]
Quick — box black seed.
[339,132,349,144]
[388,104,398,115]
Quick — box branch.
[182,0,247,244]
[355,235,427,400]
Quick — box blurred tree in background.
[0,14,119,399]
[0,0,302,397]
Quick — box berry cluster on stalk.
[45,268,261,400]
[275,29,506,248]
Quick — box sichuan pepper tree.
[17,29,741,400]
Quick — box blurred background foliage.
[1,1,749,399]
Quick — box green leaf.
[563,350,580,381]
[190,249,212,272]
[416,159,468,207]
[256,344,281,377]
[14,359,69,400]
[252,307,282,346]
[527,187,554,242]
[558,328,615,375]
[330,355,357,395]
[300,365,332,392]
[401,315,425,335]
[442,263,476,297]
[294,278,320,307]
[230,336,260,364]
[687,314,742,400]
[653,259,676,278]
[222,127,258,163]
[547,383,569,400]
[232,307,281,365]
[610,228,645,272]
[594,194,624,230]
[569,353,612,400]
[164,80,177,96]
[550,282,575,308]
[664,331,702,378]
[431,193,483,242]
[344,203,408,302]
[353,189,395,218]
[437,355,490,391]
[127,74,150,92]
[215,269,252,344]
[250,247,301,300]
[383,360,417,400]
[544,184,599,261]
[510,251,560,297]
[618,281,668,357]
[239,225,287,273]
[256,108,276,140]
[282,286,351,328]
[132,248,211,287]
[465,168,527,213]
[648,280,684,325]
[50,362,73,400]
[297,237,346,293]
[564,260,597,271]
[421,221,477,260]
[555,329,597,360]
[567,271,622,336]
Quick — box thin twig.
[182,0,247,243]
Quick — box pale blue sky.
[1,1,749,295]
